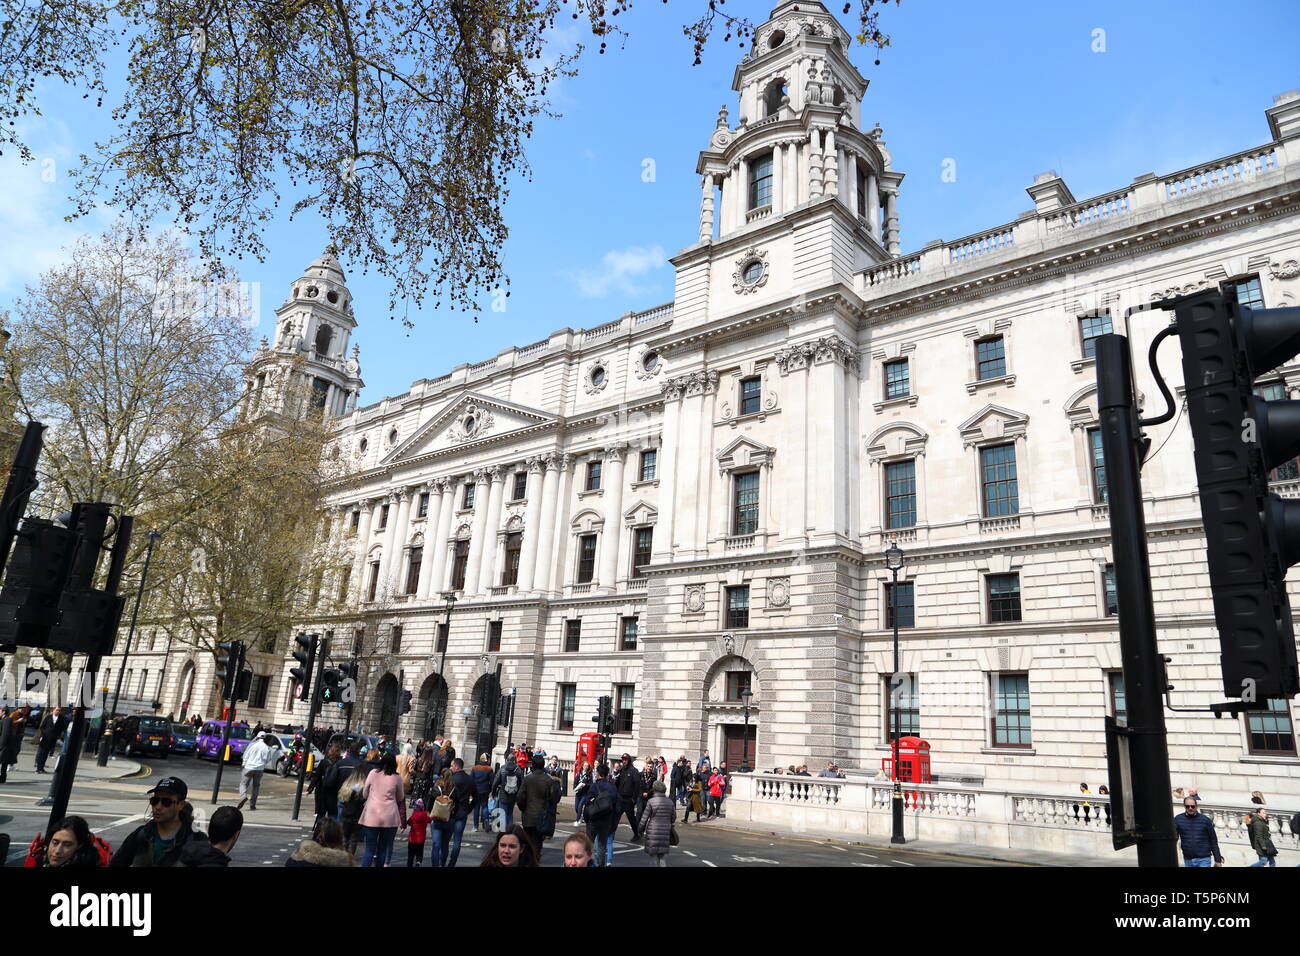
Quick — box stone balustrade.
[727,772,1300,864]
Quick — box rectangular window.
[740,376,762,415]
[350,511,360,532]
[311,377,329,410]
[1088,428,1108,502]
[884,674,920,741]
[726,585,750,629]
[310,569,323,606]
[436,622,448,653]
[366,562,380,602]
[975,336,1006,380]
[1223,275,1265,311]
[1104,565,1117,617]
[577,534,597,583]
[884,459,917,529]
[512,471,528,501]
[1256,382,1300,480]
[451,539,470,591]
[251,675,271,710]
[379,504,389,529]
[1079,313,1113,359]
[502,532,523,586]
[1108,671,1127,727]
[639,450,657,482]
[1246,699,1297,755]
[987,573,1022,623]
[856,165,867,218]
[615,684,635,733]
[488,621,502,653]
[748,152,774,209]
[632,526,653,578]
[558,684,576,730]
[884,358,910,399]
[885,581,915,629]
[564,619,582,653]
[620,616,639,651]
[726,671,752,702]
[390,625,403,654]
[405,548,423,595]
[981,444,1019,517]
[463,483,476,509]
[992,673,1032,748]
[137,670,148,697]
[733,472,760,535]
[418,493,430,518]
[586,460,602,492]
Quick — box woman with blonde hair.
[337,764,371,856]
[428,768,457,866]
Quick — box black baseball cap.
[148,776,188,800]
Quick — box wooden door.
[723,724,756,769]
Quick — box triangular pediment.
[384,391,560,463]
[715,435,776,474]
[959,404,1029,447]
[623,498,659,527]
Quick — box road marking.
[731,854,780,865]
[894,859,916,866]
[682,850,697,857]
[702,859,717,867]
[851,861,885,867]
[855,852,877,859]
[613,847,641,854]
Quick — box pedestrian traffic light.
[290,633,316,702]
[321,667,342,702]
[1173,290,1300,701]
[399,689,413,715]
[216,641,243,701]
[0,517,76,648]
[234,667,253,702]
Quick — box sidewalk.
[0,747,146,789]
[688,813,1135,867]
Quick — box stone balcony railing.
[858,140,1295,298]
[728,773,1299,864]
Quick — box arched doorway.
[703,655,759,771]
[418,674,448,740]
[375,673,399,737]
[466,674,499,762]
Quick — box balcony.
[979,515,1021,534]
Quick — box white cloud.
[564,245,667,299]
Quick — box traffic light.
[234,668,253,702]
[216,641,243,701]
[339,661,359,705]
[290,633,316,702]
[1174,290,1300,701]
[399,689,413,716]
[0,517,76,648]
[593,695,614,736]
[497,693,513,727]
[321,667,342,703]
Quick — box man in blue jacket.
[1174,796,1222,866]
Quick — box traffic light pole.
[97,528,159,767]
[209,642,245,805]
[293,634,327,821]
[1096,334,1179,867]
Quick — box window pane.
[621,617,639,651]
[464,484,476,509]
[726,671,751,702]
[513,472,528,500]
[886,581,914,629]
[1246,698,1296,755]
[616,684,635,733]
[564,619,581,652]
[981,444,1019,517]
[632,526,653,578]
[727,586,750,628]
[1079,314,1113,359]
[994,674,1031,746]
[1104,566,1117,617]
[577,534,597,583]
[559,685,575,730]
[749,154,773,209]
[488,621,502,652]
[885,459,917,529]
[740,377,762,415]
[1089,428,1108,503]
[640,450,657,482]
[1109,672,1127,726]
[976,336,1006,380]
[988,573,1021,623]
[884,359,910,399]
[1224,276,1265,311]
[587,461,602,491]
[734,472,760,535]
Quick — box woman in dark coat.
[641,781,676,866]
[681,773,704,823]
[0,707,27,783]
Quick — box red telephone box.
[575,731,605,770]
[881,736,931,783]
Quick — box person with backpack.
[573,761,593,825]
[492,750,525,829]
[324,740,366,821]
[517,753,561,862]
[337,765,370,857]
[471,753,494,831]
[582,762,620,867]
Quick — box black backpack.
[585,786,616,823]
[1290,811,1300,837]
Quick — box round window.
[769,29,785,48]
[743,260,764,285]
[591,366,606,387]
[642,351,659,372]
[464,415,477,433]
[327,290,339,304]
[359,438,368,453]
[389,428,398,444]
[306,286,319,298]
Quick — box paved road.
[1,753,1013,867]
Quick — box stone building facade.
[103,1,1300,800]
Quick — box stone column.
[463,468,492,595]
[478,466,507,593]
[531,453,565,595]
[808,129,823,198]
[384,489,414,597]
[597,445,628,590]
[699,174,715,241]
[771,144,784,216]
[797,139,809,204]
[883,187,901,255]
[823,129,838,197]
[653,383,683,562]
[516,457,547,592]
[737,156,749,223]
[371,494,398,597]
[867,172,881,240]
[848,154,859,217]
[427,477,458,595]
[416,481,445,599]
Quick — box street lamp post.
[739,687,753,773]
[885,540,906,845]
[433,592,457,738]
[97,528,161,767]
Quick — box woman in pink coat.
[359,753,407,867]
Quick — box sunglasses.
[149,795,177,807]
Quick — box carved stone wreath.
[685,586,706,614]
[768,576,791,608]
[733,246,770,295]
[1270,260,1300,281]
[448,404,494,443]
[634,343,664,381]
[1149,280,1208,301]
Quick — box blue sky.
[2,0,1298,402]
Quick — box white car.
[270,734,325,776]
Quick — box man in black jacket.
[445,757,475,867]
[181,806,242,867]
[492,750,525,829]
[614,753,641,840]
[322,741,366,820]
[110,777,207,867]
[35,707,68,774]
[517,755,561,861]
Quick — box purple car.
[195,720,251,762]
